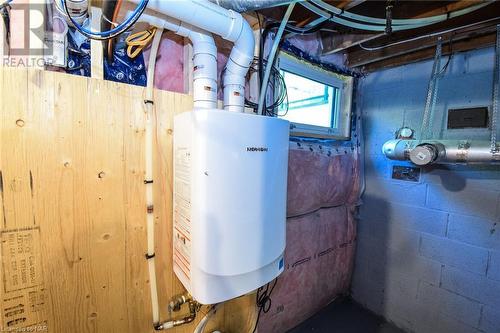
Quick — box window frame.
[276,52,353,140]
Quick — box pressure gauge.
[397,127,414,139]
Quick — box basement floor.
[287,298,405,333]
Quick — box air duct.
[132,0,255,112]
[382,139,500,165]
[209,0,301,13]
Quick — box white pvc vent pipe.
[132,0,255,112]
[137,12,218,109]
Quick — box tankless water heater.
[173,109,289,304]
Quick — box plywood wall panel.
[0,68,253,333]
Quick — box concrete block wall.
[352,46,500,333]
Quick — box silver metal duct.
[382,139,500,165]
[209,0,301,12]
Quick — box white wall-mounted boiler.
[173,109,289,304]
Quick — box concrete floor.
[287,298,405,333]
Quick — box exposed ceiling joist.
[361,32,497,72]
[321,33,384,55]
[336,0,367,10]
[411,0,487,19]
[258,0,499,70]
[348,20,500,68]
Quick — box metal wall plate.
[447,107,489,129]
[392,165,421,182]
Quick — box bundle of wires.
[126,26,158,59]
[61,0,149,40]
[245,57,289,117]
[252,279,278,333]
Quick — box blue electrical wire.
[62,0,149,40]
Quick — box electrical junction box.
[173,109,289,304]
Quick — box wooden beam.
[411,0,485,19]
[337,0,367,10]
[347,19,500,67]
[361,32,497,72]
[321,32,384,54]
[90,6,104,80]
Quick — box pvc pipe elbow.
[180,24,218,57]
[229,17,255,70]
[223,17,254,111]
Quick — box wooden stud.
[336,0,367,11]
[90,6,103,80]
[411,0,485,19]
[321,32,383,55]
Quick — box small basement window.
[276,53,353,140]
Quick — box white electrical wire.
[193,305,218,333]
[145,27,164,326]
[257,2,296,115]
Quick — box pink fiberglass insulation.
[144,34,231,96]
[259,147,360,333]
[143,32,185,93]
[287,148,359,217]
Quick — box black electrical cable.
[245,57,288,115]
[0,0,11,10]
[252,278,278,333]
[438,33,454,75]
[0,3,9,46]
[246,13,289,115]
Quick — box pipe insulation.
[132,0,255,112]
[382,139,500,165]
